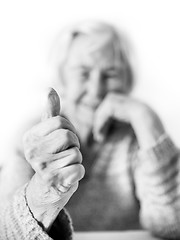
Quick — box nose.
[87,69,106,100]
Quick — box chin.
[77,104,95,119]
[66,103,95,131]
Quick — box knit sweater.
[0,124,180,239]
[0,184,73,240]
[65,123,180,239]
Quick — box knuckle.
[71,182,79,193]
[24,148,35,161]
[80,165,85,178]
[62,129,71,142]
[31,161,42,172]
[77,164,85,180]
[71,147,82,163]
[41,171,55,185]
[59,129,80,149]
[23,140,41,162]
[23,130,39,148]
[34,161,47,172]
[55,115,63,128]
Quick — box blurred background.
[0,0,180,157]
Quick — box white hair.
[49,20,134,94]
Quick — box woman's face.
[61,34,128,129]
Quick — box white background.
[0,0,180,157]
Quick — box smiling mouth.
[80,100,100,109]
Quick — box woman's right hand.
[23,88,85,231]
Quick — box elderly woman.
[0,21,180,239]
[51,21,180,237]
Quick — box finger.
[41,87,60,121]
[55,182,79,204]
[31,147,83,184]
[33,147,82,172]
[53,164,85,189]
[46,147,82,169]
[39,129,80,154]
[93,102,113,142]
[58,164,85,186]
[51,183,79,206]
[29,116,77,137]
[40,163,85,188]
[24,129,80,165]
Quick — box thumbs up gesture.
[23,88,85,231]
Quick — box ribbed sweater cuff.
[13,184,73,239]
[137,134,178,171]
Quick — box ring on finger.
[57,183,72,193]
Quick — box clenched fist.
[23,88,85,231]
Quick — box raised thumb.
[41,87,61,121]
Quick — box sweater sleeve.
[133,134,180,239]
[0,184,73,240]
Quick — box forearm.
[134,135,180,239]
[0,183,73,240]
[131,105,165,150]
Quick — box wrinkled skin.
[23,88,85,231]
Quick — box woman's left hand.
[93,93,165,149]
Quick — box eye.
[103,68,125,81]
[80,70,90,80]
[102,69,126,91]
[76,67,90,81]
[102,71,119,81]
